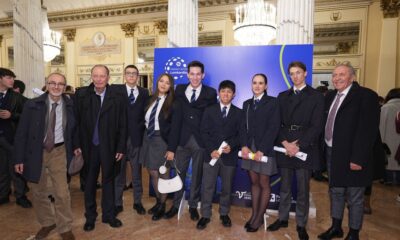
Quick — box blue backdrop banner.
[153,44,313,209]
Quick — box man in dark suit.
[268,62,324,240]
[165,60,217,220]
[113,64,149,216]
[318,64,379,240]
[14,73,76,240]
[0,68,31,208]
[74,65,127,231]
[196,80,241,230]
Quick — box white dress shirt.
[145,95,167,130]
[185,84,202,102]
[220,102,231,116]
[126,84,139,102]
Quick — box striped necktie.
[147,97,161,138]
[221,106,227,118]
[190,89,196,103]
[129,88,135,105]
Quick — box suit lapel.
[337,84,357,113]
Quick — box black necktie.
[92,95,101,146]
[294,89,300,95]
[44,102,58,152]
[129,88,135,105]
[147,97,161,138]
[221,106,227,118]
[0,92,4,108]
[190,89,196,103]
[253,99,260,110]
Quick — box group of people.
[0,59,381,240]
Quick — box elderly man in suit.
[14,73,76,240]
[164,60,217,220]
[196,80,242,230]
[268,61,324,240]
[318,63,379,240]
[74,65,127,232]
[113,64,149,216]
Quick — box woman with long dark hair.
[139,73,181,221]
[240,73,280,232]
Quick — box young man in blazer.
[113,65,149,216]
[196,80,241,230]
[14,73,77,240]
[74,65,127,232]
[318,64,379,240]
[164,60,217,220]
[268,61,324,240]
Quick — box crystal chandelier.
[233,0,277,46]
[42,7,61,62]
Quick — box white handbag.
[157,160,183,194]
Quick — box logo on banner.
[235,191,251,200]
[164,57,187,80]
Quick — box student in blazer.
[196,80,242,230]
[139,73,182,221]
[113,65,149,216]
[240,73,280,232]
[268,61,324,240]
[165,60,217,221]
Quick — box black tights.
[248,170,271,228]
[148,169,169,204]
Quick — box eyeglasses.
[125,72,138,77]
[47,82,66,87]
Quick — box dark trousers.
[173,135,204,208]
[200,160,235,218]
[326,146,365,230]
[0,137,27,200]
[84,145,115,223]
[114,140,142,206]
[278,167,311,227]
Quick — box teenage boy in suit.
[164,60,217,220]
[196,80,242,230]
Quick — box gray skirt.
[139,130,167,170]
[241,140,278,176]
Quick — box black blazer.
[113,84,149,148]
[0,89,26,144]
[200,103,242,166]
[74,84,127,177]
[324,83,379,187]
[145,97,182,153]
[276,85,325,169]
[175,84,217,147]
[240,93,280,157]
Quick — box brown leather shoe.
[60,230,75,240]
[35,224,56,240]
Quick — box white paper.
[209,141,228,166]
[238,151,268,163]
[273,146,307,161]
[32,88,45,96]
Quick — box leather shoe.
[220,215,232,227]
[189,207,199,221]
[115,205,123,216]
[196,217,210,230]
[0,197,10,205]
[148,202,161,215]
[133,203,146,215]
[164,206,178,219]
[16,195,32,208]
[35,224,56,239]
[318,227,344,240]
[297,226,309,240]
[60,230,75,240]
[244,221,251,229]
[83,222,95,232]
[152,203,166,221]
[344,234,359,240]
[267,219,288,231]
[102,218,122,228]
[246,225,260,232]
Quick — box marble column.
[155,20,168,48]
[276,0,314,44]
[63,29,76,87]
[0,35,3,66]
[12,0,44,98]
[377,0,399,95]
[167,0,198,47]
[121,23,137,66]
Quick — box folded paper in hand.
[209,141,228,166]
[273,146,307,161]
